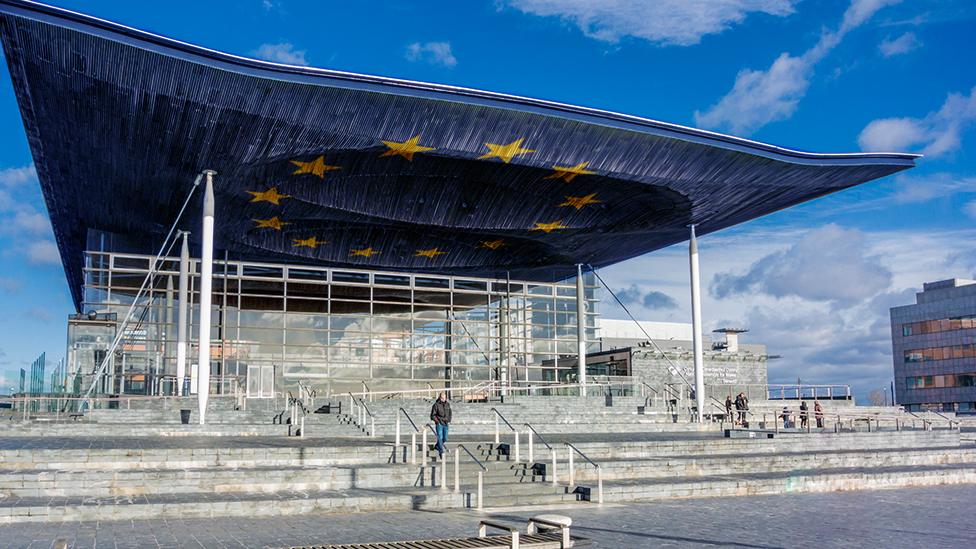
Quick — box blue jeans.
[435,423,449,455]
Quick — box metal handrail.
[455,443,488,509]
[523,423,552,450]
[456,443,488,472]
[491,407,516,432]
[399,407,420,432]
[565,442,603,504]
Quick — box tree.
[867,389,886,406]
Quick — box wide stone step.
[0,486,464,524]
[589,463,976,502]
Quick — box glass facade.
[905,373,976,389]
[69,251,600,396]
[901,316,976,337]
[904,344,976,364]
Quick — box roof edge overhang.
[0,0,919,169]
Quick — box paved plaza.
[0,484,972,548]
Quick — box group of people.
[725,392,750,426]
[725,394,828,429]
[780,400,825,429]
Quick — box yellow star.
[544,162,595,183]
[350,247,380,258]
[415,247,446,259]
[290,156,341,179]
[252,216,291,231]
[558,193,602,210]
[479,239,507,250]
[247,187,291,205]
[292,236,326,248]
[381,135,435,161]
[478,138,535,163]
[531,220,569,234]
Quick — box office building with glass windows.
[0,1,916,398]
[891,278,976,412]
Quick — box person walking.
[741,393,750,427]
[781,405,792,429]
[430,392,452,459]
[725,395,734,424]
[814,400,824,429]
[799,400,809,429]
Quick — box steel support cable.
[82,175,203,402]
[587,265,693,389]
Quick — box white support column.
[163,275,174,396]
[176,232,190,396]
[689,225,705,423]
[197,170,216,425]
[576,264,587,397]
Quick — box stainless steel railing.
[565,442,603,504]
[455,443,488,509]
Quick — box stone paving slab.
[1,485,974,548]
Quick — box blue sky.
[0,0,974,400]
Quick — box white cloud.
[26,240,60,265]
[405,42,457,68]
[0,165,35,188]
[252,42,308,66]
[710,224,892,305]
[858,86,976,157]
[879,31,920,57]
[695,0,901,135]
[8,211,50,236]
[965,200,976,220]
[504,0,797,46]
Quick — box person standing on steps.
[430,392,452,459]
[814,400,825,429]
[799,400,809,429]
[725,395,734,424]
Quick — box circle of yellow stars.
[244,133,609,262]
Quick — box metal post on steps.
[454,448,460,493]
[597,467,603,504]
[477,471,483,510]
[300,416,304,438]
[411,433,417,465]
[370,416,375,438]
[551,448,557,485]
[514,431,520,463]
[494,414,500,444]
[528,430,534,463]
[568,446,575,485]
[176,232,189,396]
[395,414,401,447]
[440,453,447,490]
[422,428,428,460]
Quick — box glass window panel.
[242,265,282,278]
[331,284,371,300]
[239,295,284,311]
[113,256,150,270]
[454,279,487,292]
[332,271,369,284]
[414,307,448,320]
[286,298,328,313]
[330,300,370,315]
[288,267,329,282]
[286,282,328,299]
[285,312,329,330]
[328,346,370,363]
[527,284,552,296]
[416,276,451,289]
[556,286,576,297]
[374,274,410,286]
[413,366,449,380]
[373,303,412,316]
[240,279,284,296]
[414,289,451,306]
[372,288,412,303]
[372,366,411,378]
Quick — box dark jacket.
[430,400,452,425]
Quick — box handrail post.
[597,466,603,504]
[422,428,428,461]
[494,412,500,444]
[440,451,447,490]
[370,416,375,438]
[568,445,575,485]
[395,412,401,447]
[411,432,417,464]
[477,471,483,510]
[528,430,534,463]
[514,431,520,463]
[551,448,557,485]
[454,448,460,493]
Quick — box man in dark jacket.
[430,392,451,458]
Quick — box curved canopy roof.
[0,0,915,308]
